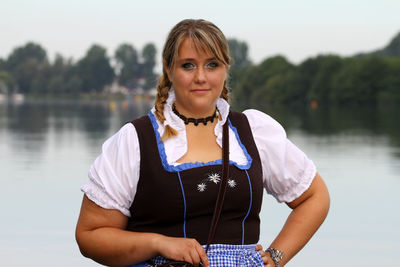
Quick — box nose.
[194,66,206,84]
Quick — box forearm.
[268,175,330,266]
[77,227,162,267]
[76,196,209,267]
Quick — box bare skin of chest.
[177,122,222,164]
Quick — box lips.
[191,89,210,92]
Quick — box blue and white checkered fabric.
[141,244,263,267]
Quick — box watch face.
[268,248,284,262]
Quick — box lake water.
[0,99,399,266]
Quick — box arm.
[265,172,330,266]
[75,195,209,267]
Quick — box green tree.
[227,39,252,93]
[6,42,47,71]
[367,31,400,57]
[258,70,305,104]
[6,42,48,94]
[305,55,343,103]
[0,71,15,94]
[62,74,83,95]
[233,56,293,104]
[141,43,157,90]
[114,43,139,89]
[330,57,386,104]
[50,54,78,95]
[0,58,5,71]
[228,38,251,71]
[30,62,51,95]
[378,58,400,104]
[76,44,114,92]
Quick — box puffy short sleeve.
[81,123,141,217]
[243,109,316,203]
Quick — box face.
[166,37,228,117]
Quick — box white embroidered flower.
[228,179,236,188]
[197,183,207,192]
[208,173,221,184]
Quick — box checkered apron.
[131,244,264,267]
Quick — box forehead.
[177,38,214,59]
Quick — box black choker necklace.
[172,104,219,126]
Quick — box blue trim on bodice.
[176,171,187,238]
[242,170,253,245]
[148,111,252,172]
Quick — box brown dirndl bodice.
[126,111,263,245]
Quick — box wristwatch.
[266,247,284,267]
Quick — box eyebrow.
[178,57,217,62]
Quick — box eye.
[182,62,196,70]
[205,61,219,69]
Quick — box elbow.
[320,175,330,216]
[320,188,330,222]
[315,177,330,223]
[324,186,331,218]
[75,227,91,259]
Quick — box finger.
[255,244,264,251]
[183,239,204,266]
[255,247,267,264]
[195,244,209,267]
[188,240,207,267]
[259,252,268,265]
[262,255,268,265]
[264,254,275,267]
[188,247,201,266]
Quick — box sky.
[1,0,399,68]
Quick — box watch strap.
[266,247,284,267]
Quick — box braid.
[220,80,230,101]
[155,73,178,141]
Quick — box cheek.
[209,71,227,87]
[173,72,192,87]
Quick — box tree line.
[0,42,157,96]
[230,32,400,106]
[0,32,399,105]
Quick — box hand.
[255,244,276,267]
[154,235,209,267]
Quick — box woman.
[76,19,330,267]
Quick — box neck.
[172,104,219,126]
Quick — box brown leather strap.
[205,119,229,253]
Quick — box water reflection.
[6,102,50,156]
[1,99,153,163]
[2,100,399,146]
[234,102,400,158]
[2,100,400,159]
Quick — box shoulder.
[241,109,316,203]
[96,122,142,164]
[242,109,286,138]
[83,121,141,217]
[104,122,137,147]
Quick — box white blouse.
[82,92,316,217]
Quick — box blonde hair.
[155,19,231,141]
